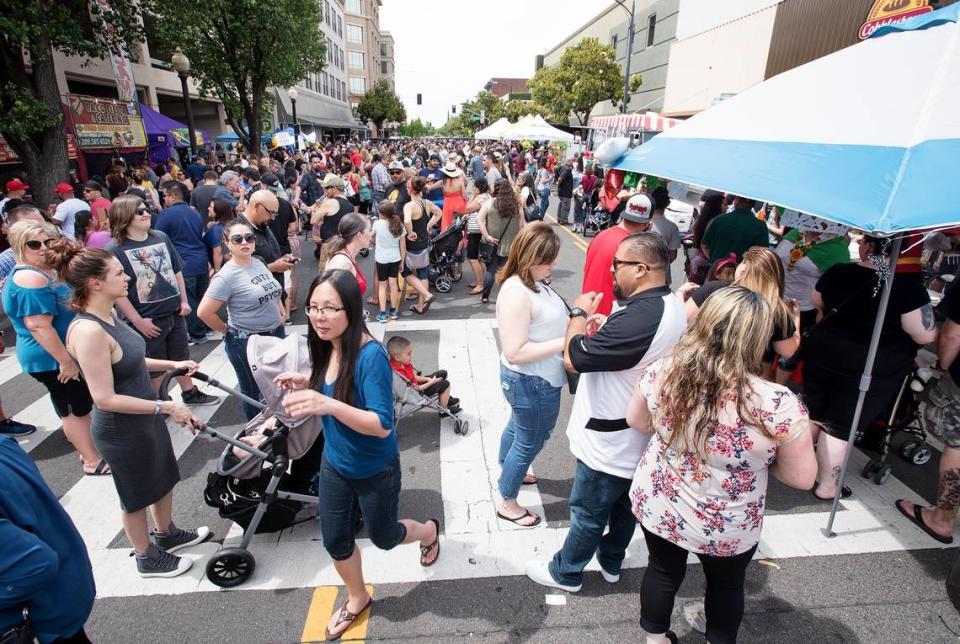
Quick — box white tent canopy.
[473,117,512,140]
[499,114,575,142]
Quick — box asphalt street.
[2,193,959,643]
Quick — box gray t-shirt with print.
[205,259,283,333]
[105,230,183,319]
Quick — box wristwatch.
[568,307,588,319]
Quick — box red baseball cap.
[54,182,74,194]
[5,178,28,191]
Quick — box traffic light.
[451,105,456,114]
[417,93,422,105]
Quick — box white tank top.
[499,275,569,387]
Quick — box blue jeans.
[497,365,562,501]
[318,455,406,560]
[182,273,210,340]
[223,325,285,419]
[549,459,637,586]
[538,188,551,219]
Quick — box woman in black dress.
[50,241,213,578]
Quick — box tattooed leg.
[813,432,848,497]
[898,447,960,539]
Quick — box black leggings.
[482,254,506,299]
[639,525,758,644]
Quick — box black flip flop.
[811,485,852,501]
[496,509,542,527]
[324,596,373,641]
[420,297,434,313]
[896,499,954,544]
[419,518,441,567]
[84,459,112,476]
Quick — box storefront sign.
[67,95,147,150]
[170,128,204,147]
[0,134,78,165]
[859,0,932,39]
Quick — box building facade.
[344,0,396,134]
[483,78,530,101]
[542,0,679,124]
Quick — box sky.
[380,0,611,127]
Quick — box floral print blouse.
[629,358,808,556]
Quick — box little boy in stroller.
[387,336,461,415]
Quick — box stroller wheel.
[206,547,256,588]
[435,275,452,293]
[862,459,881,479]
[455,420,469,436]
[873,464,893,485]
[911,445,932,466]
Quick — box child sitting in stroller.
[387,336,461,415]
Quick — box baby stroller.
[393,370,469,435]
[160,334,323,587]
[859,365,937,485]
[583,205,610,238]
[428,215,464,293]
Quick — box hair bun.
[45,238,84,273]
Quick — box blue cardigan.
[0,437,95,643]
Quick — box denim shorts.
[318,455,406,560]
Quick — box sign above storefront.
[67,95,147,150]
[859,0,933,39]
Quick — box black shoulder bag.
[542,282,580,394]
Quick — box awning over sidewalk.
[588,112,681,132]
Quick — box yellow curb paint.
[301,585,375,643]
[546,216,589,253]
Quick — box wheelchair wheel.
[206,547,256,588]
[435,275,452,293]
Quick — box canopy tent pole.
[824,234,903,537]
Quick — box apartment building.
[344,0,396,122]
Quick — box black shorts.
[358,200,370,215]
[29,370,94,418]
[141,314,190,377]
[465,233,481,260]
[376,260,401,280]
[421,378,450,397]
[802,366,906,441]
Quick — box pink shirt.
[87,197,112,229]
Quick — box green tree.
[0,0,147,208]
[437,115,470,137]
[459,90,505,135]
[397,118,435,138]
[357,80,406,137]
[529,37,624,126]
[503,99,552,122]
[151,0,326,156]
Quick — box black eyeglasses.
[388,170,403,175]
[228,233,256,244]
[25,239,56,250]
[256,202,279,217]
[305,304,345,317]
[612,257,663,272]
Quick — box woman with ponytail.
[51,240,212,578]
[0,220,105,474]
[322,212,373,297]
[371,200,406,322]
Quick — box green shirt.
[701,208,769,262]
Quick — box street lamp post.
[170,47,198,159]
[613,0,636,115]
[287,87,300,150]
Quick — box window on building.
[380,43,387,57]
[347,24,363,43]
[610,33,618,50]
[346,0,362,13]
[350,76,365,94]
[381,61,389,75]
[323,73,329,95]
[336,14,342,37]
[647,14,656,47]
[305,76,312,91]
[349,51,364,69]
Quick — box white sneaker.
[524,560,581,593]
[205,330,223,342]
[599,565,620,584]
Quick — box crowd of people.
[0,136,958,643]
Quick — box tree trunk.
[1,40,68,212]
[245,96,261,158]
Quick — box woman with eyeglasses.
[197,221,286,419]
[0,220,106,475]
[275,270,441,640]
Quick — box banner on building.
[0,134,79,165]
[170,128,204,147]
[93,0,138,102]
[859,0,932,39]
[67,95,147,150]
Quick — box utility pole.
[614,0,636,115]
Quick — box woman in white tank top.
[494,222,569,527]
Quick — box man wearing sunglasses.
[156,181,213,345]
[309,174,353,271]
[526,232,687,594]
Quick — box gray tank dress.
[77,313,180,512]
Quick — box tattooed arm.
[901,303,938,346]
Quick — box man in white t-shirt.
[525,232,687,593]
[51,183,88,240]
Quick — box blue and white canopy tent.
[610,4,960,534]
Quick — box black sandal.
[324,596,373,641]
[896,499,954,544]
[420,518,441,567]
[84,459,112,476]
[811,485,852,501]
[496,509,542,527]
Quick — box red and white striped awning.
[587,111,681,132]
